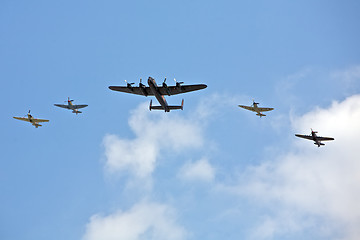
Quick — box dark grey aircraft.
[109,77,207,112]
[295,129,334,147]
[238,100,274,117]
[54,97,88,115]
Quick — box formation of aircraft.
[54,97,88,115]
[12,76,336,147]
[13,110,49,128]
[109,77,207,112]
[238,100,274,117]
[295,129,335,147]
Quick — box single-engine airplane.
[54,97,88,115]
[295,129,334,147]
[238,100,274,117]
[109,77,207,112]
[13,110,49,128]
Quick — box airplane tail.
[167,99,184,111]
[72,110,82,115]
[315,142,325,147]
[256,113,266,117]
[149,99,184,112]
[33,123,42,128]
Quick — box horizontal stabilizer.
[33,123,42,128]
[150,106,165,110]
[256,113,266,117]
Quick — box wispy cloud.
[83,201,187,240]
[220,94,360,240]
[178,158,215,182]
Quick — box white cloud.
[222,94,360,240]
[83,201,187,240]
[178,158,215,182]
[102,102,204,179]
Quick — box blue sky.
[1,1,360,240]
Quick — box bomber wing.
[238,105,256,112]
[109,84,207,96]
[157,84,207,96]
[316,136,335,141]
[257,107,274,112]
[295,134,313,140]
[13,117,30,122]
[108,86,154,96]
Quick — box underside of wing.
[13,117,30,122]
[295,134,313,140]
[108,86,154,96]
[34,119,49,123]
[317,136,335,141]
[54,104,70,109]
[73,104,88,109]
[157,84,207,96]
[257,107,274,112]
[238,105,256,112]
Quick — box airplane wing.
[257,107,274,112]
[108,86,154,96]
[33,118,49,123]
[13,117,30,122]
[238,105,256,112]
[157,84,207,96]
[317,136,335,141]
[295,134,313,140]
[108,84,207,96]
[54,104,70,109]
[73,104,88,109]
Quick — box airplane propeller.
[252,99,259,106]
[125,80,135,87]
[162,77,168,88]
[139,78,145,88]
[174,78,184,88]
[65,97,74,103]
[163,77,171,96]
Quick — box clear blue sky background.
[1,1,360,240]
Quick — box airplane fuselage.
[148,77,170,112]
[311,131,323,147]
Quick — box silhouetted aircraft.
[295,129,334,147]
[109,77,207,112]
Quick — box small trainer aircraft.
[238,100,274,117]
[54,97,88,115]
[13,110,49,128]
[109,77,207,112]
[295,129,334,147]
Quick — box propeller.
[163,77,171,96]
[65,97,74,103]
[139,78,145,88]
[174,78,184,88]
[252,99,259,106]
[125,80,134,87]
[162,77,168,88]
[25,110,32,118]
